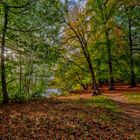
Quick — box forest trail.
[104,93,140,124]
[59,86,140,124]
[101,86,140,123]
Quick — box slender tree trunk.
[26,57,33,98]
[75,72,87,90]
[128,16,136,87]
[105,29,115,90]
[19,54,22,95]
[1,7,9,104]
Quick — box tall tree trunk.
[1,7,9,104]
[83,47,101,95]
[128,16,136,87]
[67,21,101,95]
[105,29,115,90]
[88,58,100,95]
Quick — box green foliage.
[0,0,140,102]
[0,0,63,102]
[52,0,140,91]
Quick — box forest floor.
[60,86,140,124]
[0,86,140,139]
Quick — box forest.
[0,0,140,139]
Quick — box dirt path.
[101,86,140,121]
[104,92,140,124]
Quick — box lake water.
[42,88,61,98]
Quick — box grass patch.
[78,95,121,113]
[123,93,140,104]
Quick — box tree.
[0,0,62,103]
[118,0,140,87]
[0,0,36,103]
[61,2,101,95]
[87,0,119,90]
